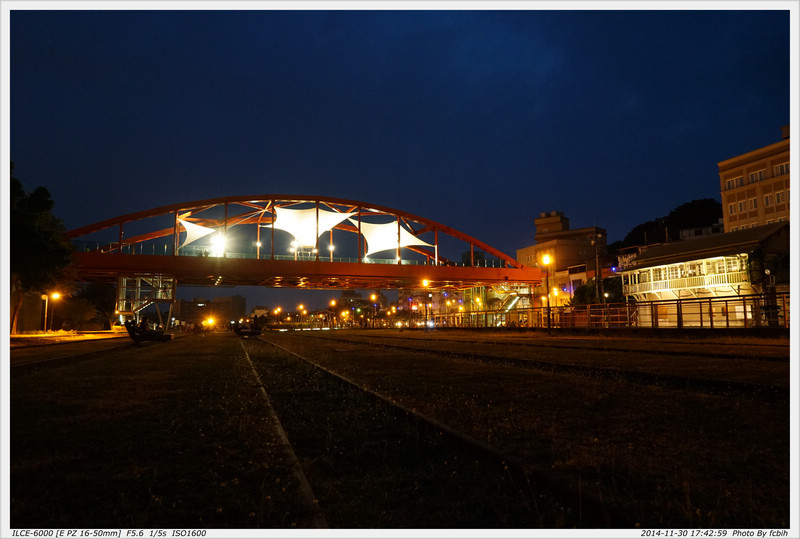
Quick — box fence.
[449,293,789,330]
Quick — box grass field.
[261,330,791,528]
[10,334,321,529]
[9,329,791,529]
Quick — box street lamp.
[329,299,337,328]
[370,294,377,328]
[46,292,62,331]
[542,254,552,334]
[41,294,49,332]
[421,280,431,329]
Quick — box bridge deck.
[73,252,542,289]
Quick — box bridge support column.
[116,274,177,322]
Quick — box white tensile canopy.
[178,219,216,249]
[179,208,434,258]
[268,207,356,247]
[349,218,434,257]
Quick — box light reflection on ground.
[10,329,127,348]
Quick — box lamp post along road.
[542,254,552,334]
[41,292,63,332]
[41,295,49,332]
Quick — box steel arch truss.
[68,195,542,294]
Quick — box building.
[621,222,789,302]
[517,211,607,272]
[718,125,790,232]
[516,211,611,306]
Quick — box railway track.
[292,330,789,401]
[10,331,788,527]
[309,329,789,360]
[245,330,789,528]
[244,334,631,528]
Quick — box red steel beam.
[72,252,542,290]
[67,194,526,269]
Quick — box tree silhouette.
[610,198,722,253]
[9,163,74,333]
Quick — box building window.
[726,256,744,272]
[738,201,746,212]
[749,198,757,210]
[726,179,734,190]
[728,203,735,214]
[774,162,789,176]
[765,194,773,207]
[749,170,765,183]
[668,265,680,280]
[736,176,745,187]
[776,191,785,204]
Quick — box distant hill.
[609,198,722,254]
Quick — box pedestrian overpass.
[67,195,542,317]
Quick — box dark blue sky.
[9,8,791,304]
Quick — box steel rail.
[238,340,328,529]
[295,332,789,402]
[255,334,633,527]
[307,331,790,362]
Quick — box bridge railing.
[71,240,509,267]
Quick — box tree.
[9,163,74,333]
[610,198,722,254]
[55,297,98,331]
[74,283,117,329]
[567,277,623,306]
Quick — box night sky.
[7,6,793,306]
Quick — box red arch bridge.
[67,195,542,318]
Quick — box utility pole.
[589,232,604,303]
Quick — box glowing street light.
[43,292,63,331]
[542,254,553,334]
[41,293,60,331]
[327,299,337,329]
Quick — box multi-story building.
[516,211,610,306]
[718,125,790,232]
[516,211,607,273]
